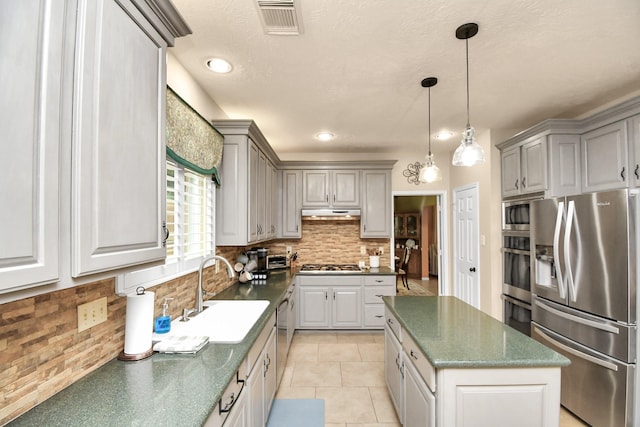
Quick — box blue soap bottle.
[154,297,173,334]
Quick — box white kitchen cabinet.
[247,327,277,427]
[581,120,629,192]
[404,353,436,427]
[72,0,169,276]
[280,170,302,238]
[0,1,68,292]
[361,170,392,238]
[297,276,362,329]
[213,121,279,246]
[363,276,396,328]
[384,323,404,424]
[268,162,279,239]
[547,134,581,197]
[302,170,360,208]
[628,114,640,187]
[501,137,546,198]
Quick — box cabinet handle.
[375,315,383,318]
[635,165,639,180]
[521,177,526,188]
[325,292,328,300]
[387,318,394,325]
[621,167,626,181]
[326,194,328,202]
[375,294,384,298]
[333,291,336,300]
[162,221,170,247]
[514,178,518,189]
[410,349,419,360]
[219,379,245,414]
[296,224,299,232]
[333,194,336,203]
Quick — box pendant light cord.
[428,86,432,156]
[465,38,470,128]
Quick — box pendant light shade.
[452,23,485,167]
[419,77,442,183]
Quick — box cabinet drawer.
[364,305,385,327]
[364,275,395,286]
[364,286,396,304]
[297,275,362,286]
[402,331,436,393]
[384,308,402,342]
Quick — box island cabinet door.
[384,326,404,423]
[403,355,436,427]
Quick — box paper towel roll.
[123,290,155,355]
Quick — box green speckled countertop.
[383,296,570,369]
[9,271,294,427]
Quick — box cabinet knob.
[162,221,170,247]
[469,267,476,272]
[621,166,626,181]
[635,165,639,180]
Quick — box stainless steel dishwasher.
[276,283,295,387]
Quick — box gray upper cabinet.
[361,170,392,238]
[628,114,640,187]
[214,120,279,246]
[0,1,68,293]
[302,170,360,207]
[501,137,546,198]
[547,135,581,197]
[581,121,629,192]
[281,170,302,238]
[72,0,170,276]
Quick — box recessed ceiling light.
[435,131,454,140]
[205,57,233,74]
[315,132,335,141]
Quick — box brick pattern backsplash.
[0,246,242,425]
[265,220,391,266]
[0,224,388,424]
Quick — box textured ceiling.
[170,0,640,158]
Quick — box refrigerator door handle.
[564,200,577,302]
[534,298,620,334]
[533,325,619,372]
[553,201,566,299]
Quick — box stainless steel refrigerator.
[531,189,639,427]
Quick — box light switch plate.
[360,245,367,254]
[78,297,108,332]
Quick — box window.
[116,161,215,294]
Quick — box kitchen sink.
[157,300,270,344]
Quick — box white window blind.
[116,160,215,294]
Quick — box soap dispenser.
[154,297,174,334]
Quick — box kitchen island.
[383,296,570,427]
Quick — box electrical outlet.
[78,297,108,332]
[378,247,384,254]
[215,260,220,273]
[360,245,367,255]
[286,246,292,255]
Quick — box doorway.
[392,191,447,296]
[453,183,480,308]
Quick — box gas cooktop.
[300,264,362,272]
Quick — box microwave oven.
[502,199,537,231]
[267,255,289,270]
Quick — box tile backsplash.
[0,222,389,424]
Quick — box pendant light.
[419,77,442,183]
[452,22,486,167]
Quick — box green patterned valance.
[166,86,223,185]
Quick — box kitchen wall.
[265,220,391,267]
[0,246,241,425]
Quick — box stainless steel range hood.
[301,209,360,220]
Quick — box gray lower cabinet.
[403,354,436,427]
[384,322,404,423]
[297,275,395,329]
[247,327,276,427]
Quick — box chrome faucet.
[196,254,235,314]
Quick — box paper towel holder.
[118,287,155,361]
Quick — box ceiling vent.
[255,0,303,35]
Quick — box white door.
[453,184,480,308]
